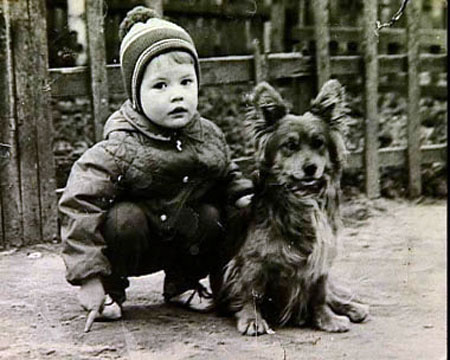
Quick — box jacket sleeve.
[58,141,125,286]
[219,133,254,204]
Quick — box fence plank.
[345,144,447,169]
[298,0,306,27]
[67,0,87,65]
[292,27,447,52]
[362,0,380,198]
[160,1,270,19]
[86,0,109,142]
[0,10,4,244]
[201,56,254,85]
[49,53,447,97]
[267,53,314,77]
[270,0,286,53]
[253,39,268,83]
[0,194,3,247]
[9,0,43,244]
[295,1,314,116]
[29,0,59,242]
[312,0,331,89]
[0,144,6,247]
[144,0,163,15]
[237,144,447,171]
[420,143,447,164]
[406,0,422,198]
[0,0,23,247]
[379,53,448,73]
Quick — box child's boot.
[164,277,214,312]
[95,294,122,321]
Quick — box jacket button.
[160,214,167,222]
[182,176,189,183]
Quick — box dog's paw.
[327,297,370,323]
[237,316,274,336]
[313,305,350,333]
[235,306,275,336]
[346,302,370,323]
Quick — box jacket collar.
[120,100,204,143]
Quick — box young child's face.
[139,52,198,129]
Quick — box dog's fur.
[215,80,369,336]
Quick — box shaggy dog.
[215,80,369,336]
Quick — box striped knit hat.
[119,6,200,113]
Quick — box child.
[58,6,253,330]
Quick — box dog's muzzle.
[288,177,326,195]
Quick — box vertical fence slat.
[14,0,57,243]
[294,0,314,115]
[245,19,252,53]
[0,147,4,246]
[0,195,3,247]
[270,0,286,53]
[312,0,331,89]
[406,0,422,198]
[263,21,271,53]
[362,0,380,199]
[0,0,23,247]
[33,0,58,242]
[67,0,87,65]
[298,0,306,27]
[86,0,109,142]
[144,0,163,15]
[10,0,43,244]
[253,39,267,83]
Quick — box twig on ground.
[84,308,99,333]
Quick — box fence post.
[406,0,422,198]
[86,0,109,142]
[7,0,58,244]
[362,0,380,198]
[312,0,331,89]
[67,0,87,65]
[263,21,271,54]
[0,191,2,246]
[31,0,59,243]
[253,39,268,84]
[0,144,9,246]
[144,0,163,15]
[298,0,306,27]
[270,0,286,53]
[293,0,314,115]
[0,0,23,247]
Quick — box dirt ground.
[0,198,446,360]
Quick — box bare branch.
[375,0,411,35]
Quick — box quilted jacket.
[59,100,253,285]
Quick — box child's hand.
[79,277,105,332]
[79,277,105,310]
[235,194,253,208]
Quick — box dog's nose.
[303,164,317,177]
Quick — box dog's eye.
[311,137,324,149]
[282,140,298,152]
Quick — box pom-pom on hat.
[119,6,200,113]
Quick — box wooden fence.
[0,0,447,247]
[46,0,447,65]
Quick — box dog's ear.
[249,82,289,128]
[311,80,349,169]
[310,79,348,132]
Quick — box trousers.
[100,201,225,303]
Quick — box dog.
[214,80,369,336]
